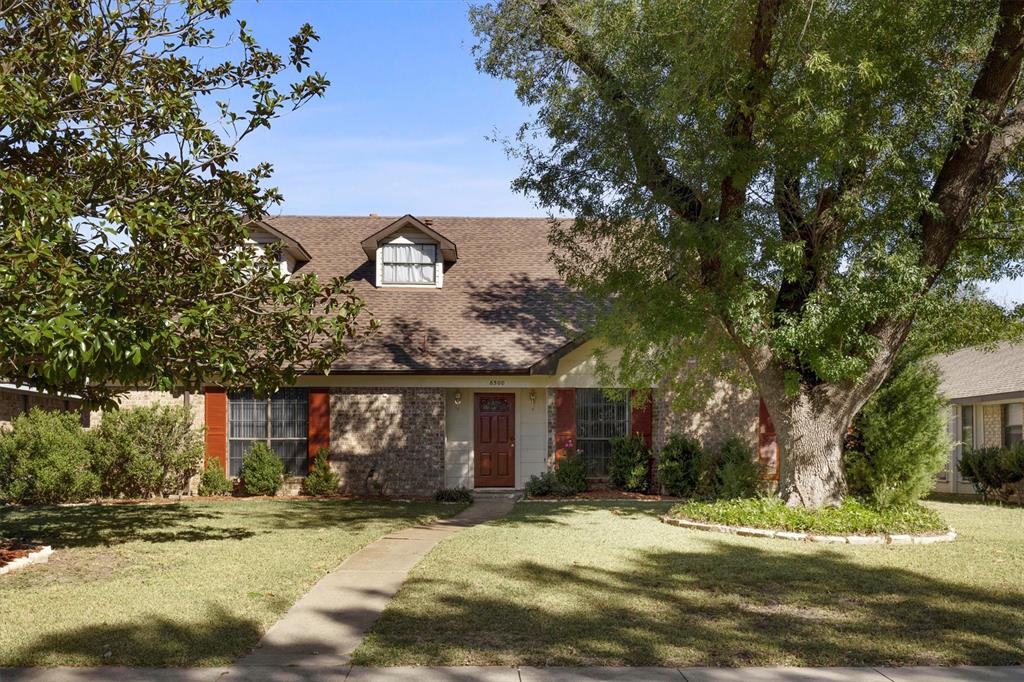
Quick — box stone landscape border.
[0,546,53,575]
[660,515,957,545]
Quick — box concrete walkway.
[2,665,1022,681]
[236,495,517,668]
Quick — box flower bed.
[0,539,52,575]
[665,497,951,543]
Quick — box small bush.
[713,437,762,499]
[609,435,650,492]
[239,442,284,496]
[525,450,590,498]
[669,497,947,535]
[845,361,951,508]
[302,448,339,496]
[0,408,99,504]
[198,458,233,496]
[91,404,203,498]
[658,434,704,497]
[434,487,473,503]
[959,446,1024,502]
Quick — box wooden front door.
[474,393,515,487]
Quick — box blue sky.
[230,0,537,217]
[226,0,1022,306]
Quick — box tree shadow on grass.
[6,603,261,668]
[357,539,1024,667]
[0,504,255,548]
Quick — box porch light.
[454,390,462,408]
[529,389,537,408]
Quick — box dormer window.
[381,242,437,285]
[361,215,457,289]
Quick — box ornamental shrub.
[91,404,203,498]
[303,448,339,496]
[845,361,951,509]
[609,434,651,492]
[434,487,473,503]
[658,434,705,497]
[240,442,284,496]
[525,449,589,497]
[0,408,99,504]
[198,458,233,496]
[713,437,762,499]
[959,446,1024,502]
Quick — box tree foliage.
[0,0,374,405]
[472,0,1024,506]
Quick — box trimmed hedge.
[609,434,651,492]
[525,450,589,497]
[303,448,339,496]
[199,458,233,496]
[239,442,284,496]
[0,409,99,504]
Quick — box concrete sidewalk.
[236,496,517,668]
[2,665,1022,681]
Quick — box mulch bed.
[0,539,44,569]
[524,489,679,501]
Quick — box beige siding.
[0,388,82,430]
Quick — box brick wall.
[89,390,204,431]
[328,387,445,497]
[653,381,760,454]
[982,404,1002,447]
[0,388,83,429]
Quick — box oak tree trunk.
[761,389,861,508]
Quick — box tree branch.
[537,0,702,221]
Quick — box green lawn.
[0,499,460,667]
[354,500,1024,667]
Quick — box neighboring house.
[933,342,1024,494]
[107,214,778,496]
[0,384,86,429]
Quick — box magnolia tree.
[0,0,375,407]
[472,0,1024,507]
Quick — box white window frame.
[375,234,443,288]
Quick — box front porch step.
[473,489,523,501]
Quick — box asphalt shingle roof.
[932,342,1024,401]
[264,215,581,373]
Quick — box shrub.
[609,434,650,492]
[658,434,705,497]
[959,446,1024,502]
[239,442,284,496]
[845,361,951,508]
[91,404,203,498]
[302,448,339,496]
[525,450,589,497]
[713,437,762,499]
[198,458,233,496]
[434,487,473,503]
[0,408,99,504]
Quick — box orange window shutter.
[204,387,227,473]
[630,389,653,449]
[554,388,576,460]
[308,388,331,471]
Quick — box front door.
[474,393,515,487]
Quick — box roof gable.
[360,214,457,262]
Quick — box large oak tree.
[0,0,374,407]
[472,0,1024,507]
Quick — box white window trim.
[375,234,443,289]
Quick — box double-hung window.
[1003,403,1023,448]
[575,388,630,478]
[381,243,436,285]
[228,388,308,476]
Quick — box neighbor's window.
[575,388,630,478]
[381,243,436,285]
[228,388,308,477]
[1003,403,1023,448]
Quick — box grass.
[0,498,461,667]
[668,497,947,535]
[353,500,1024,667]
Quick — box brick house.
[933,342,1024,495]
[111,215,778,496]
